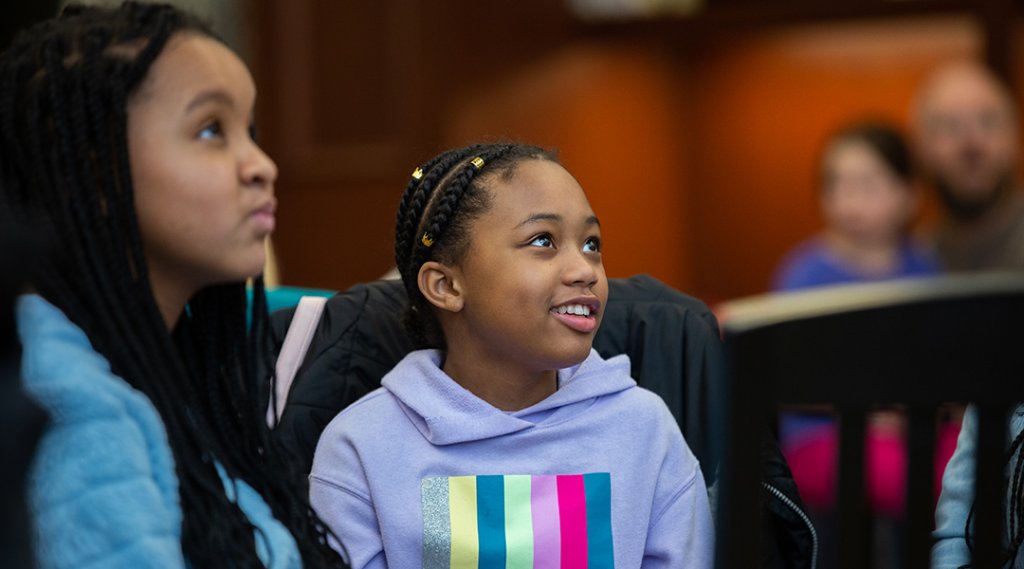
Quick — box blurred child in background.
[773,122,939,290]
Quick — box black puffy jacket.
[270,274,815,568]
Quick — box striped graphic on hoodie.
[421,473,613,569]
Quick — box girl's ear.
[417,261,464,313]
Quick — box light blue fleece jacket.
[310,348,714,569]
[17,294,301,569]
[933,404,1024,568]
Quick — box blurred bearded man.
[913,60,1024,271]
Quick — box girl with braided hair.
[310,143,714,568]
[1,3,346,568]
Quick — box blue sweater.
[772,237,940,292]
[933,404,1024,568]
[17,295,301,569]
[310,349,714,568]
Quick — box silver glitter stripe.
[422,476,451,569]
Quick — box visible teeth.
[555,304,590,316]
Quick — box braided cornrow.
[0,3,343,567]
[393,147,481,274]
[393,142,558,349]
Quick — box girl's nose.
[241,142,278,189]
[564,248,600,288]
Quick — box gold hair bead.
[470,157,485,169]
[411,167,424,180]
[421,233,435,247]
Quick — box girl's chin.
[550,346,595,370]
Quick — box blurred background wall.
[248,0,1024,303]
[9,0,1022,303]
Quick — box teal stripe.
[503,475,533,569]
[477,475,507,568]
[583,473,614,568]
[421,477,451,569]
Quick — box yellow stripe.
[449,476,479,568]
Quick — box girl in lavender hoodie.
[310,143,714,568]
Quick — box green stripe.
[503,475,533,569]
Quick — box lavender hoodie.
[309,349,713,569]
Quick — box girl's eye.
[248,124,259,142]
[529,234,554,248]
[583,236,601,253]
[198,121,222,141]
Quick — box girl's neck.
[823,230,903,276]
[147,269,194,330]
[442,354,558,412]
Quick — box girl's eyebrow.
[515,213,601,228]
[185,89,234,113]
[516,213,561,228]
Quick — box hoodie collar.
[382,349,635,446]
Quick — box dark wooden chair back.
[715,274,1024,569]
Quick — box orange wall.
[443,42,695,292]
[686,16,979,301]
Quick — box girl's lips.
[251,200,277,233]
[550,295,601,333]
[250,210,275,233]
[552,311,598,333]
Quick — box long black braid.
[394,142,558,349]
[1007,426,1024,562]
[0,3,343,567]
[962,405,1024,568]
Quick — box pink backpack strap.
[267,295,328,428]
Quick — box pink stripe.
[557,475,588,568]
[532,475,561,568]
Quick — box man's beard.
[935,174,1012,222]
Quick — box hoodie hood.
[381,349,635,445]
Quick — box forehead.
[482,159,594,222]
[825,139,881,167]
[131,33,254,108]
[922,68,1010,117]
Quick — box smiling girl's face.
[441,158,609,379]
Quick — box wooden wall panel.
[256,2,423,183]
